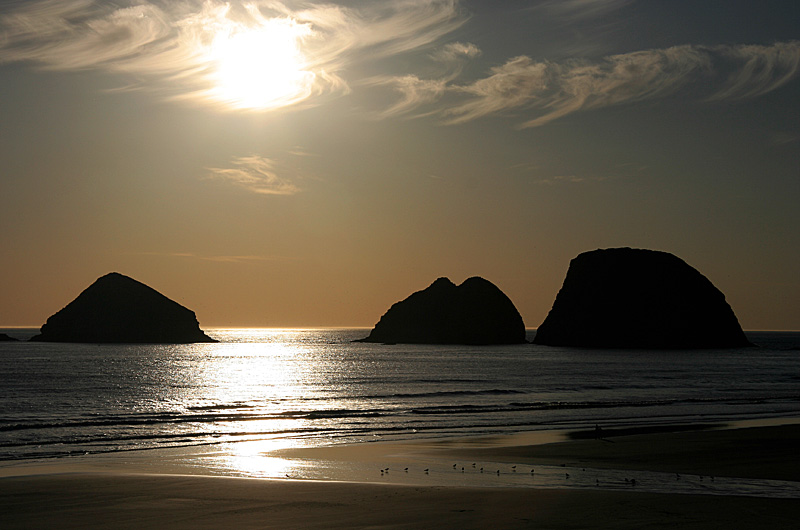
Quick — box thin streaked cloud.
[362,41,479,120]
[134,251,295,263]
[373,41,800,127]
[207,155,301,195]
[531,0,636,19]
[430,41,481,63]
[707,42,800,101]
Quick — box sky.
[1,0,798,330]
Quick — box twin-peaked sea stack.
[533,248,751,349]
[30,272,216,343]
[357,277,527,345]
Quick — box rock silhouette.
[30,272,216,343]
[533,248,751,348]
[0,333,19,341]
[357,277,526,345]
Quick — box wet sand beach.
[2,422,799,529]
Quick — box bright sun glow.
[208,18,315,110]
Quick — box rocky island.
[30,272,216,343]
[533,248,751,348]
[357,277,526,345]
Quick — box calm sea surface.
[1,329,799,463]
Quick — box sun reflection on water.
[184,329,332,476]
[212,438,303,478]
[194,331,311,405]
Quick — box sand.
[2,422,799,529]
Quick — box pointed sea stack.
[533,248,751,348]
[357,277,526,345]
[30,272,216,343]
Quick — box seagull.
[511,465,517,472]
[424,468,429,474]
[404,468,409,472]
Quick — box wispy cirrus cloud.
[362,41,479,119]
[447,45,712,127]
[374,41,800,127]
[430,41,481,63]
[530,0,636,20]
[207,155,301,195]
[0,0,466,110]
[135,251,295,263]
[708,42,800,100]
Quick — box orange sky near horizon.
[1,1,798,331]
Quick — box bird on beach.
[404,467,409,472]
[424,468,429,474]
[511,465,516,472]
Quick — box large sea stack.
[533,248,750,348]
[357,277,526,345]
[30,272,216,343]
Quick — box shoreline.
[3,417,800,481]
[2,419,799,528]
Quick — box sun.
[207,18,315,110]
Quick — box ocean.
[1,328,799,466]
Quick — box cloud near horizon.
[377,41,800,127]
[207,155,301,195]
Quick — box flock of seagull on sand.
[379,462,582,481]
[377,462,715,487]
